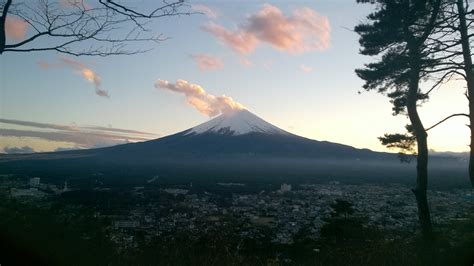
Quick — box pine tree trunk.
[407,52,434,241]
[457,0,474,187]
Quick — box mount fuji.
[93,109,383,160]
[1,109,388,161]
[1,109,468,188]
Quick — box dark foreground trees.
[0,0,191,56]
[453,0,474,187]
[355,0,442,241]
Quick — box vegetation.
[355,0,444,240]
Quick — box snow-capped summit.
[186,109,289,136]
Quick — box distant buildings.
[163,188,189,196]
[10,188,46,198]
[280,183,292,193]
[29,177,40,187]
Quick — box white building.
[280,183,292,192]
[29,177,40,187]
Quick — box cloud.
[38,57,109,98]
[300,64,314,73]
[0,118,158,149]
[5,16,28,41]
[202,4,330,54]
[0,118,78,131]
[0,128,148,148]
[190,54,223,71]
[81,126,155,135]
[155,79,245,117]
[3,146,35,154]
[59,57,109,98]
[192,4,218,19]
[203,22,258,54]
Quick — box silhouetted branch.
[425,113,469,131]
[0,0,192,56]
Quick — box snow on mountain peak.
[186,109,289,136]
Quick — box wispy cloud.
[0,118,158,149]
[3,146,35,154]
[192,4,218,19]
[203,4,330,55]
[155,79,245,117]
[190,54,223,71]
[81,126,155,135]
[300,64,314,73]
[38,57,109,98]
[5,16,28,41]
[0,118,78,131]
[0,128,148,148]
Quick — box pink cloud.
[191,54,224,71]
[5,16,28,41]
[192,4,218,19]
[202,22,258,55]
[155,79,245,117]
[60,57,109,98]
[38,57,109,98]
[203,4,330,54]
[300,64,314,73]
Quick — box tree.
[0,0,191,56]
[355,0,442,241]
[369,0,474,187]
[454,0,474,187]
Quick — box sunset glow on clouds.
[203,4,330,55]
[39,57,109,98]
[5,16,28,41]
[155,80,245,117]
[190,54,224,71]
[0,118,157,151]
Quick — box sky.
[0,0,470,154]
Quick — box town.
[1,174,472,251]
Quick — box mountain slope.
[94,109,385,160]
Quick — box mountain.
[96,109,384,159]
[1,109,388,161]
[1,109,469,188]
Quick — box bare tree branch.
[0,0,193,56]
[425,113,469,131]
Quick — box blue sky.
[0,0,470,153]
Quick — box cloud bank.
[191,54,223,71]
[39,57,109,98]
[3,146,35,154]
[155,79,245,117]
[0,119,157,149]
[203,4,330,55]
